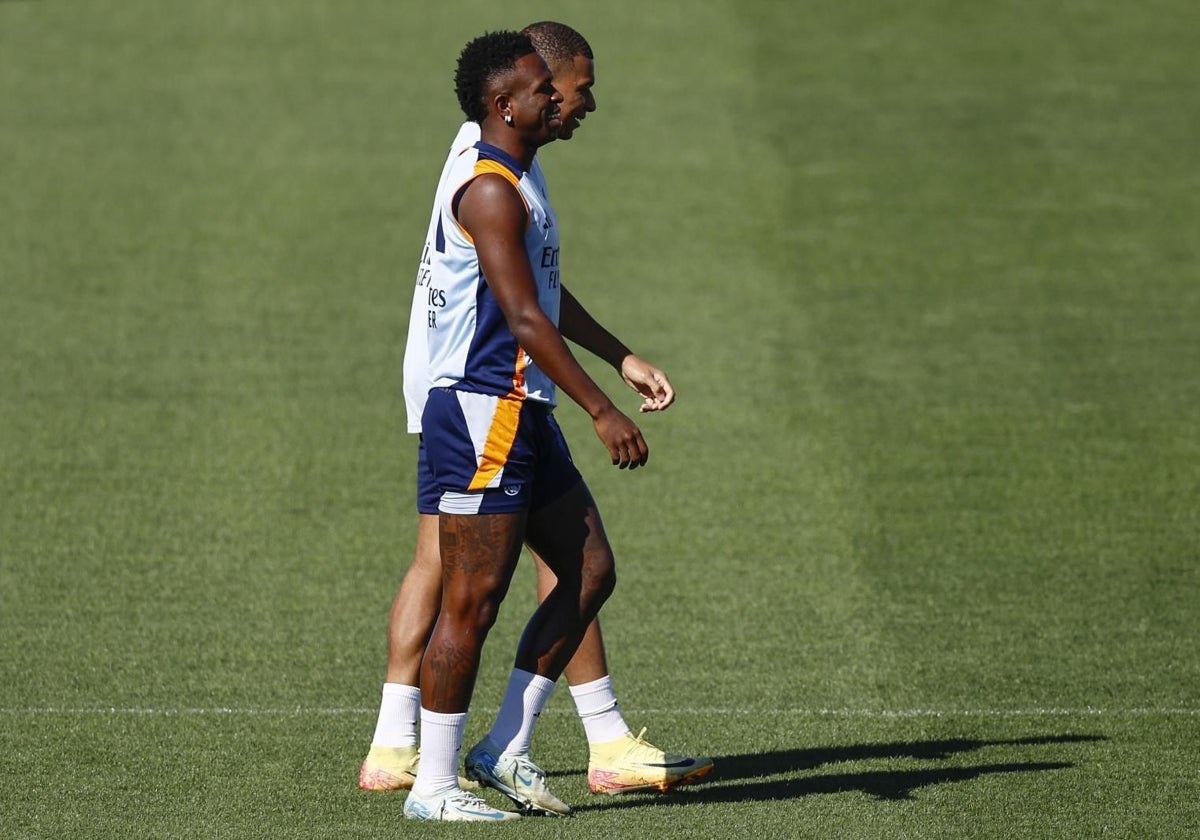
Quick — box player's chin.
[555,121,578,140]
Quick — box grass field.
[2,1,1198,837]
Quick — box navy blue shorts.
[419,388,582,515]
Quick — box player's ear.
[493,93,511,123]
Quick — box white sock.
[369,683,421,748]
[412,708,467,797]
[569,675,632,745]
[485,668,556,755]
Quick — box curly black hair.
[522,21,593,69]
[454,30,537,123]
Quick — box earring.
[503,113,514,126]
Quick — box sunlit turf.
[1,1,1197,837]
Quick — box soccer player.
[382,31,704,823]
[360,21,712,818]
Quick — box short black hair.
[454,30,537,123]
[522,21,593,69]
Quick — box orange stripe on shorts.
[468,396,523,492]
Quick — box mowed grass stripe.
[4,706,1200,717]
[2,1,1199,838]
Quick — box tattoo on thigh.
[440,513,523,576]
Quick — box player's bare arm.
[457,175,648,469]
[559,286,675,413]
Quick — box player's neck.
[479,122,537,171]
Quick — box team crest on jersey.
[503,484,522,497]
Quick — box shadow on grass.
[711,733,1106,781]
[569,733,1105,811]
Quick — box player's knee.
[443,574,511,634]
[438,599,502,641]
[582,551,616,606]
[450,597,502,637]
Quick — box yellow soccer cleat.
[358,745,479,792]
[359,745,419,791]
[587,728,714,794]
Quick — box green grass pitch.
[2,1,1197,837]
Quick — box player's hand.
[620,355,675,413]
[592,403,649,469]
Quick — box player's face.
[509,52,563,145]
[549,54,596,141]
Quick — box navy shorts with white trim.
[419,387,581,515]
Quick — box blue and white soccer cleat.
[465,738,572,816]
[402,786,520,821]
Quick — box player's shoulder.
[450,121,481,154]
[461,169,525,206]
